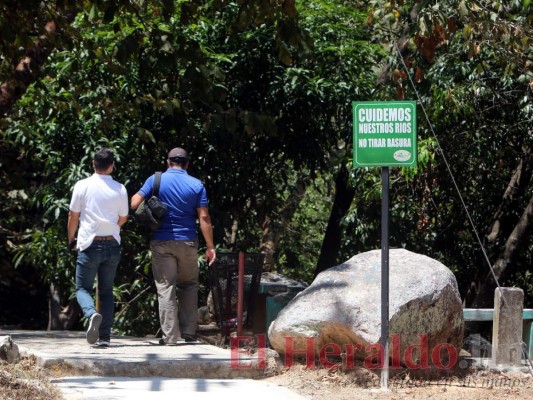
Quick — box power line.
[396,45,532,373]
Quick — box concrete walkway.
[3,330,306,400]
[54,376,304,400]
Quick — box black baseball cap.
[168,147,189,161]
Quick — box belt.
[93,236,115,241]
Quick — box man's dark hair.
[168,157,188,168]
[93,148,114,170]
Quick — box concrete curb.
[7,330,266,379]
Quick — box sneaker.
[182,334,198,343]
[95,338,110,347]
[86,313,102,344]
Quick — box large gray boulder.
[268,249,464,367]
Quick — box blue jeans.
[75,239,121,339]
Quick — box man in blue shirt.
[131,147,216,344]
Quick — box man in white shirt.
[68,148,128,347]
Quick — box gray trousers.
[150,240,199,342]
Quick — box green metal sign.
[353,101,417,167]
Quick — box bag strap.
[153,172,162,197]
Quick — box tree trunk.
[48,283,81,330]
[471,194,533,307]
[260,217,276,272]
[486,152,532,243]
[465,148,532,307]
[259,177,309,272]
[314,164,356,277]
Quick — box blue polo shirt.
[138,168,208,240]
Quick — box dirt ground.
[2,354,533,400]
[201,329,533,400]
[2,336,533,400]
[0,356,62,400]
[263,363,533,400]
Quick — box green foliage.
[2,0,531,334]
[276,173,331,283]
[362,0,533,304]
[0,0,383,331]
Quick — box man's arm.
[67,211,80,249]
[130,193,145,210]
[197,207,216,265]
[118,215,128,227]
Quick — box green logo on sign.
[353,101,417,167]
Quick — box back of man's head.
[167,147,189,167]
[93,148,114,171]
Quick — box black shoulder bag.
[134,172,168,230]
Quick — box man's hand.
[206,248,216,266]
[68,239,77,251]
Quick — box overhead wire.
[395,45,533,374]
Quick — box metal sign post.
[352,101,417,390]
[380,167,390,390]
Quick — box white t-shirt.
[69,173,129,251]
